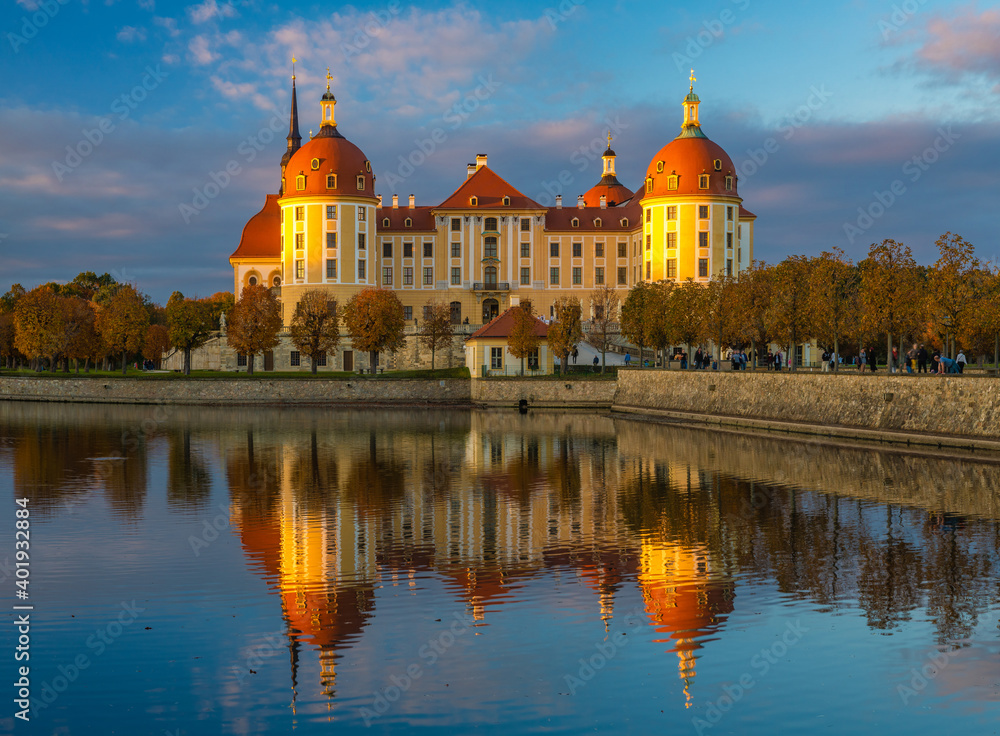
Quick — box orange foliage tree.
[507,299,540,375]
[289,290,340,374]
[343,287,406,374]
[95,284,150,374]
[418,301,453,371]
[14,285,69,369]
[226,284,282,375]
[143,324,171,369]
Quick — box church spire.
[280,60,302,193]
[678,69,707,139]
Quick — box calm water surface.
[1,402,999,735]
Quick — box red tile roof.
[231,194,280,259]
[469,307,548,339]
[543,196,642,233]
[739,205,757,219]
[437,166,543,210]
[376,205,436,232]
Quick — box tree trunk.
[370,350,377,374]
[247,354,255,375]
[886,332,892,374]
[601,348,606,374]
[751,339,757,370]
[84,357,90,373]
[121,350,127,375]
[184,346,191,375]
[431,346,436,372]
[995,333,998,376]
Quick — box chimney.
[377,194,383,207]
[392,194,399,208]
[577,195,585,209]
[476,153,488,170]
[467,163,477,179]
[408,194,415,208]
[600,195,607,209]
[555,195,562,209]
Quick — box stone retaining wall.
[614,369,1000,439]
[471,379,618,408]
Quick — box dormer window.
[645,177,654,193]
[594,218,602,228]
[310,158,320,171]
[405,218,412,228]
[502,196,511,206]
[571,218,579,228]
[470,196,478,206]
[365,160,372,172]
[725,176,734,191]
[357,175,365,190]
[713,159,722,171]
[296,175,305,191]
[656,161,665,173]
[326,174,337,189]
[699,174,710,189]
[667,175,678,190]
[620,218,629,227]
[383,217,390,227]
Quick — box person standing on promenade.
[822,349,831,372]
[917,344,928,373]
[907,343,918,374]
[859,348,867,373]
[891,346,899,373]
[868,348,878,373]
[957,350,968,374]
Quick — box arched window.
[296,175,305,190]
[484,266,498,286]
[248,275,258,286]
[450,301,462,324]
[571,218,579,228]
[272,275,281,286]
[469,196,478,206]
[405,218,412,228]
[502,196,511,206]
[594,218,602,228]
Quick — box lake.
[1,402,998,735]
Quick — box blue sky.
[1,0,999,301]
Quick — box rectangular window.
[423,267,433,285]
[667,232,677,249]
[527,349,539,370]
[237,354,247,367]
[572,267,582,285]
[403,242,413,258]
[295,206,304,221]
[281,209,285,224]
[572,242,582,258]
[727,207,734,221]
[451,267,461,285]
[358,234,366,250]
[645,235,651,251]
[383,242,392,258]
[725,176,733,191]
[290,351,301,367]
[316,351,326,367]
[520,267,530,285]
[550,242,559,258]
[490,347,503,370]
[358,260,366,279]
[484,237,498,258]
[403,306,413,320]
[358,207,366,221]
[326,258,337,279]
[403,266,413,285]
[451,218,461,231]
[645,261,651,279]
[423,242,433,258]
[521,217,530,232]
[326,205,336,219]
[618,242,627,258]
[699,205,709,219]
[382,267,393,285]
[645,208,651,223]
[423,305,433,321]
[667,175,678,190]
[667,260,677,279]
[667,206,677,220]
[295,260,304,279]
[699,232,709,249]
[699,175,709,189]
[550,267,559,285]
[727,259,733,277]
[617,267,627,285]
[727,232,733,249]
[295,233,304,250]
[521,242,530,258]
[699,258,709,278]
[595,267,604,285]
[451,242,461,258]
[595,242,604,257]
[357,175,365,190]
[326,232,336,249]
[326,174,337,189]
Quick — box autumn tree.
[14,285,69,370]
[226,284,283,375]
[962,268,1000,371]
[927,232,979,358]
[547,296,583,375]
[64,297,100,372]
[586,285,621,373]
[0,313,17,370]
[289,290,341,374]
[143,324,171,369]
[507,299,541,375]
[703,275,740,364]
[733,262,773,368]
[620,281,654,368]
[166,292,216,375]
[859,239,921,370]
[644,281,675,369]
[668,280,705,363]
[807,249,859,372]
[767,255,813,371]
[95,284,150,374]
[418,301,453,371]
[0,284,26,314]
[343,287,406,374]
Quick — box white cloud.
[153,16,180,38]
[188,35,219,65]
[187,0,237,25]
[116,26,148,43]
[138,0,155,9]
[15,0,39,9]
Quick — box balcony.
[472,282,510,292]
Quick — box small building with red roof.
[465,307,553,377]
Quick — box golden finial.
[607,130,612,149]
[291,56,297,80]
[689,68,696,91]
[326,67,332,91]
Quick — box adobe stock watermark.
[672,0,752,71]
[7,0,71,53]
[737,84,833,181]
[52,65,169,182]
[544,0,586,30]
[178,113,284,223]
[359,611,477,726]
[341,1,401,61]
[896,646,956,704]
[843,126,960,244]
[230,628,286,686]
[380,75,503,189]
[562,608,643,694]
[691,619,808,735]
[534,115,630,207]
[188,503,232,556]
[879,0,930,41]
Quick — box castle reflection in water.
[4,403,999,709]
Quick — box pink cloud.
[916,6,1000,78]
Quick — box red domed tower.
[582,133,635,208]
